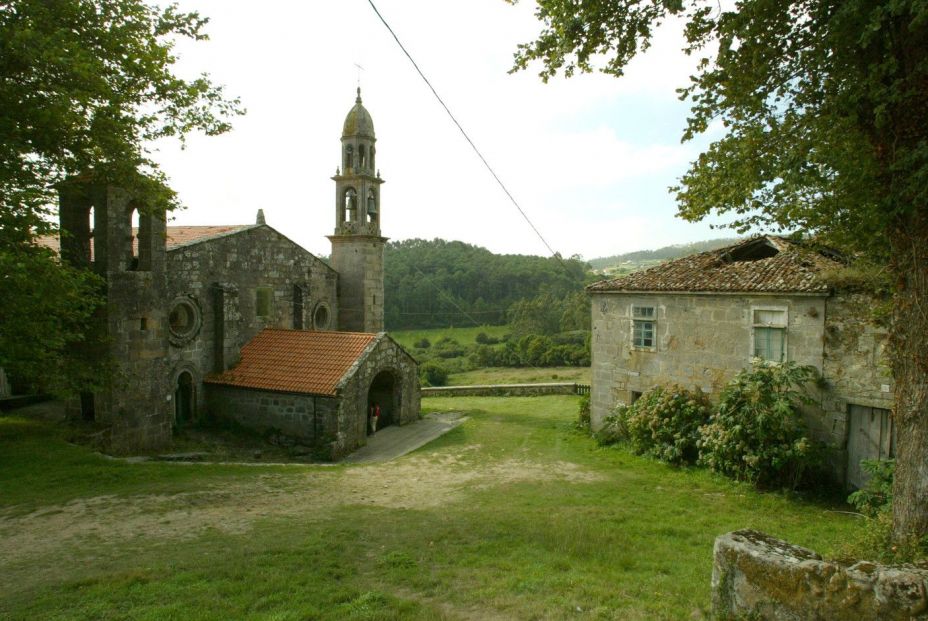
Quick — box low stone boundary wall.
[422,383,588,398]
[712,529,928,620]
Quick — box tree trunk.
[890,220,928,544]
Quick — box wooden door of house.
[847,404,894,489]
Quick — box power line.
[365,0,565,263]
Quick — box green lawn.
[0,396,863,620]
[446,366,591,386]
[388,325,509,350]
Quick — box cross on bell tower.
[328,88,386,333]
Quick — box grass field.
[388,325,509,350]
[0,396,863,620]
[446,366,591,385]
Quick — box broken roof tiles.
[587,236,844,295]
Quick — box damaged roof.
[587,236,844,295]
[204,329,379,397]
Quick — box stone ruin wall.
[713,529,928,620]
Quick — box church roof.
[204,329,380,397]
[36,224,256,257]
[587,236,844,295]
[342,88,375,138]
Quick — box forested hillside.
[383,239,589,330]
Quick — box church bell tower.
[328,88,386,333]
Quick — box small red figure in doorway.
[370,402,381,433]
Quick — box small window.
[313,303,330,330]
[632,306,656,349]
[256,288,274,319]
[140,317,148,332]
[752,307,787,362]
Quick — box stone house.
[587,236,893,487]
[44,89,420,457]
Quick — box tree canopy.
[384,238,590,330]
[0,0,242,394]
[510,0,928,544]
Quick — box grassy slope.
[388,325,510,350]
[0,397,862,620]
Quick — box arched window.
[128,207,140,270]
[369,146,376,171]
[367,190,378,223]
[359,145,366,169]
[128,205,153,271]
[344,188,358,222]
[345,145,354,170]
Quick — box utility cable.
[365,0,567,265]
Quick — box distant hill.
[589,238,741,273]
[384,238,590,330]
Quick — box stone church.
[50,89,420,458]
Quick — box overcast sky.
[153,0,733,259]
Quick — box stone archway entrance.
[174,371,194,427]
[367,370,397,434]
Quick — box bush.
[697,361,821,489]
[619,385,711,465]
[576,394,591,431]
[594,405,628,446]
[414,338,431,349]
[848,459,895,517]
[432,337,468,359]
[474,332,500,345]
[419,360,449,387]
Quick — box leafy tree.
[510,0,928,543]
[0,0,242,394]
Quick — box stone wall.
[205,384,339,448]
[328,235,385,333]
[589,292,827,431]
[712,529,928,620]
[820,293,893,475]
[422,383,583,397]
[165,225,339,416]
[332,334,420,459]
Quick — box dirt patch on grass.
[0,450,603,584]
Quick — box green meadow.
[0,396,862,620]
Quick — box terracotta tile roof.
[205,329,379,396]
[587,236,844,294]
[35,225,254,257]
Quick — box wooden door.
[847,405,894,489]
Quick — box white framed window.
[632,305,656,350]
[751,306,787,362]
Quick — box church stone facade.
[54,90,420,456]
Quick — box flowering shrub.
[697,361,820,489]
[621,385,711,465]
